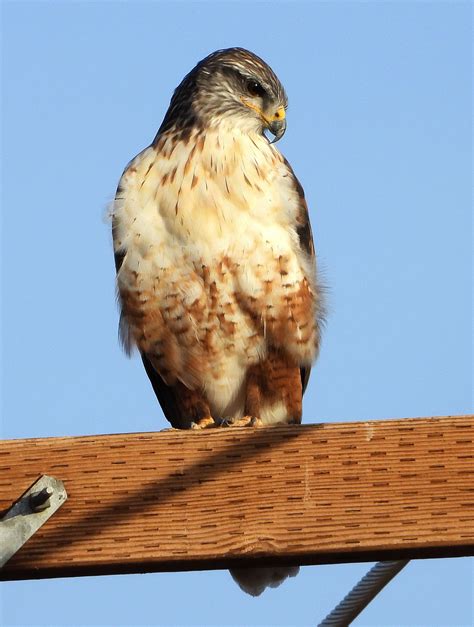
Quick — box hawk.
[112,48,324,596]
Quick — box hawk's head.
[158,48,288,142]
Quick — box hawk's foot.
[190,416,217,429]
[218,415,263,428]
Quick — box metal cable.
[317,560,410,626]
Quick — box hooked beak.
[241,99,287,143]
[267,117,287,143]
[263,105,286,143]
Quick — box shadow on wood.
[1,415,473,580]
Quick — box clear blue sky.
[1,1,472,625]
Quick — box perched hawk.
[112,48,324,596]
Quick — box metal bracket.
[0,475,67,568]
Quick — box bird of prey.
[112,47,324,596]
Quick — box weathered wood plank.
[1,415,473,580]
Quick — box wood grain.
[1,415,473,580]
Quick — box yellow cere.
[269,106,286,122]
[241,99,286,124]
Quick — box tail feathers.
[229,566,300,597]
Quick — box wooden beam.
[1,415,473,581]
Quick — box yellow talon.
[191,416,216,429]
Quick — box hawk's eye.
[246,79,266,98]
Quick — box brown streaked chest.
[113,125,317,390]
